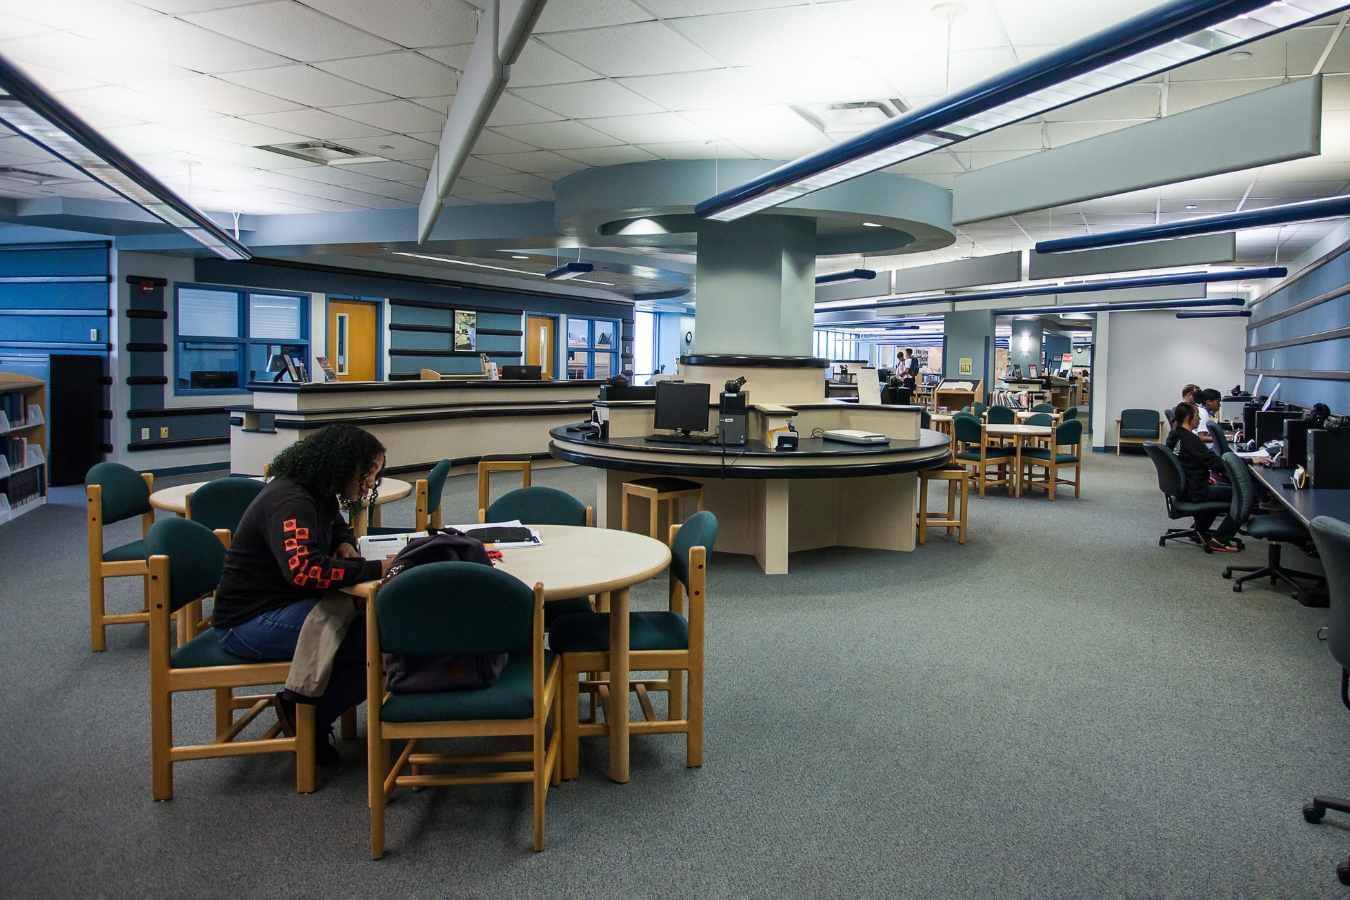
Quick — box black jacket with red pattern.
[212,476,383,629]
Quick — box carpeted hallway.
[1,451,1345,898]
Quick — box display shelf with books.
[0,374,47,527]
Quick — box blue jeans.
[216,599,366,729]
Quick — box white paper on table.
[1236,448,1272,461]
[358,532,413,560]
[451,519,543,549]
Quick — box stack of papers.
[1236,448,1272,462]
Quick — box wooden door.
[525,315,555,379]
[327,300,378,381]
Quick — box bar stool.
[621,477,703,543]
[917,465,970,544]
[477,455,532,519]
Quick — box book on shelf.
[5,466,42,506]
[0,435,26,468]
[0,391,27,427]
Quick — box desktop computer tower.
[1284,418,1318,469]
[1308,429,1350,489]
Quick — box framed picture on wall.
[454,310,476,351]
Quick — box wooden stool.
[621,477,703,543]
[477,456,532,516]
[918,465,969,544]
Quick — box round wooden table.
[494,524,671,783]
[149,477,412,537]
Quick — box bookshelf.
[0,373,47,525]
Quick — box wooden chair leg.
[621,491,630,533]
[649,496,659,542]
[295,703,316,794]
[214,688,233,737]
[151,683,173,800]
[561,658,580,781]
[958,474,969,544]
[339,707,357,740]
[946,478,956,535]
[687,662,704,768]
[666,670,683,722]
[89,572,107,652]
[533,728,547,851]
[369,734,386,859]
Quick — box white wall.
[1097,309,1247,449]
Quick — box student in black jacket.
[1166,401,1238,551]
[213,424,387,756]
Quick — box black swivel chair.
[1206,420,1233,455]
[1142,441,1232,553]
[1219,453,1324,604]
[1302,516,1350,884]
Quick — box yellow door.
[328,300,378,381]
[525,315,555,379]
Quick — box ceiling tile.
[993,0,1170,46]
[477,150,588,174]
[418,44,472,70]
[471,130,539,154]
[728,133,833,160]
[533,0,653,33]
[328,99,446,133]
[315,52,459,98]
[341,133,436,161]
[188,115,309,146]
[300,0,479,49]
[468,172,555,192]
[520,190,555,201]
[6,0,160,30]
[220,64,392,107]
[413,95,456,114]
[338,159,428,181]
[351,180,424,202]
[585,112,715,144]
[540,22,718,78]
[636,139,754,160]
[459,156,530,177]
[4,33,190,84]
[680,105,818,141]
[485,93,564,126]
[642,0,808,14]
[127,75,303,116]
[669,6,857,67]
[736,60,905,105]
[57,85,220,125]
[0,12,54,40]
[243,107,388,140]
[491,120,624,150]
[127,0,258,11]
[557,144,658,166]
[182,1,400,62]
[510,39,598,87]
[283,163,385,185]
[74,15,292,74]
[1166,79,1285,116]
[618,68,776,110]
[510,80,663,119]
[869,49,1012,99]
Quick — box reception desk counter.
[230,378,602,476]
[550,400,949,573]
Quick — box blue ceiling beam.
[695,0,1349,222]
[815,266,1286,314]
[0,53,251,260]
[1035,194,1350,254]
[997,297,1246,317]
[1176,309,1254,318]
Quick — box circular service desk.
[549,402,950,574]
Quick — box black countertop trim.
[125,308,167,320]
[128,406,231,418]
[228,397,594,416]
[271,404,596,430]
[127,375,168,385]
[681,354,829,369]
[126,342,168,353]
[248,378,603,394]
[127,436,229,451]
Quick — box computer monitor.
[1256,409,1301,445]
[190,370,238,390]
[653,381,710,434]
[500,365,541,380]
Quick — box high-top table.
[149,477,412,537]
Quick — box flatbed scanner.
[821,429,889,445]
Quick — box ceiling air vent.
[255,141,383,166]
[792,100,907,135]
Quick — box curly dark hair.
[269,424,386,502]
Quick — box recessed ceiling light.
[1185,204,1198,209]
[512,255,529,259]
[1228,50,1252,60]
[862,221,882,227]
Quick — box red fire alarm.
[139,280,155,294]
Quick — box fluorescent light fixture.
[862,221,883,227]
[1020,334,1031,353]
[1036,194,1350,254]
[546,262,594,281]
[1185,204,1199,209]
[0,55,250,261]
[511,255,529,259]
[815,269,877,286]
[696,0,1349,222]
[815,266,1287,314]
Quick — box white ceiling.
[0,0,1348,278]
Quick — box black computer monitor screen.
[653,381,710,434]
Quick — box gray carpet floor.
[2,453,1347,898]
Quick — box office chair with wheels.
[1206,421,1233,455]
[1302,515,1350,884]
[1219,453,1323,603]
[1142,441,1231,553]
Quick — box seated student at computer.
[1166,401,1239,552]
[1194,388,1226,442]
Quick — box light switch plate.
[140,428,150,440]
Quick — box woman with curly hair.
[212,424,387,762]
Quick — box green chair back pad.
[424,459,452,514]
[671,510,717,586]
[1220,452,1254,525]
[1056,418,1083,446]
[378,561,534,656]
[188,477,266,532]
[86,462,151,524]
[145,518,227,613]
[986,406,1015,424]
[1031,403,1056,412]
[485,486,587,526]
[1025,413,1054,427]
[1120,409,1160,431]
[953,414,983,444]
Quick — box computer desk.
[1249,466,1350,527]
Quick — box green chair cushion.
[544,596,593,627]
[172,631,259,669]
[1120,427,1160,439]
[380,651,552,722]
[1020,448,1080,464]
[954,448,1011,462]
[1246,512,1309,544]
[103,539,147,563]
[485,486,587,527]
[548,611,690,654]
[1173,499,1230,517]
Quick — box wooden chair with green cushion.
[1062,405,1080,423]
[369,458,451,535]
[482,486,596,625]
[146,517,317,801]
[366,561,559,857]
[921,409,931,429]
[952,413,1013,498]
[986,405,1016,425]
[971,401,988,418]
[177,476,267,645]
[1117,408,1163,455]
[85,462,155,652]
[552,510,717,780]
[477,455,532,517]
[1031,402,1056,413]
[1020,418,1084,500]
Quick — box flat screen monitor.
[500,365,541,380]
[1256,409,1301,445]
[190,370,239,390]
[654,381,710,434]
